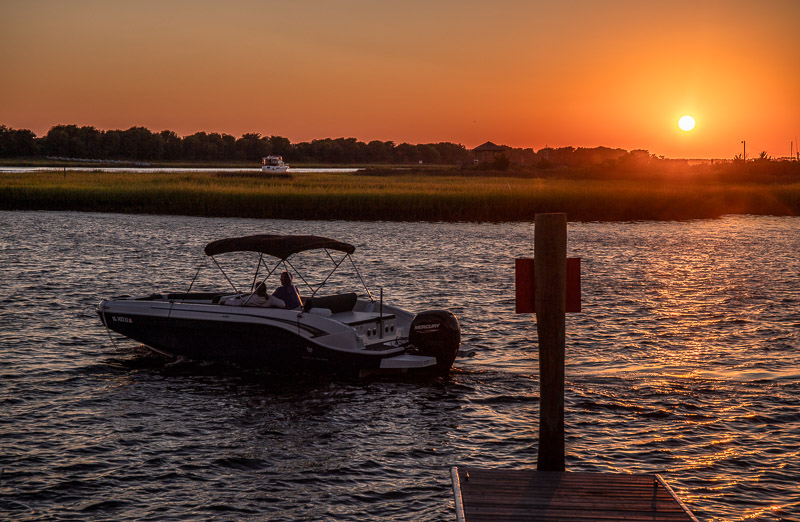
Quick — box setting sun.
[678,115,696,132]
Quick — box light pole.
[741,140,746,161]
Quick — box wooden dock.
[451,467,698,521]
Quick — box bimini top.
[204,234,355,260]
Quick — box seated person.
[272,271,303,310]
[244,282,285,308]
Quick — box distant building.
[472,141,506,164]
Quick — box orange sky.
[2,0,799,159]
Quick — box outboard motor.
[409,310,461,375]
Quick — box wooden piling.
[450,216,699,520]
[534,213,566,471]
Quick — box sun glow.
[678,115,696,132]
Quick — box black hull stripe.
[120,303,328,337]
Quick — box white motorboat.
[261,155,289,172]
[97,235,462,377]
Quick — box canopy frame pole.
[311,249,349,297]
[349,254,374,302]
[283,258,312,294]
[211,256,239,294]
[242,257,282,306]
[167,261,204,321]
[261,258,282,284]
[251,258,283,292]
[184,264,203,298]
[280,258,314,293]
[250,253,263,293]
[322,248,338,264]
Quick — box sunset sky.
[2,0,799,159]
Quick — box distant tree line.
[0,123,647,167]
[2,125,797,183]
[0,124,471,164]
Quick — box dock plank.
[452,467,697,521]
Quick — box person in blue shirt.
[272,271,303,310]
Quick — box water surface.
[1,211,798,520]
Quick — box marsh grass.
[2,170,798,221]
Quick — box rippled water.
[1,211,798,521]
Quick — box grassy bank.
[1,169,798,221]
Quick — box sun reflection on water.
[1,213,798,520]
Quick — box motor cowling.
[409,310,461,376]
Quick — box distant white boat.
[262,155,289,172]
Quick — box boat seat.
[303,293,358,314]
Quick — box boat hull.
[97,298,435,376]
[99,310,307,363]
